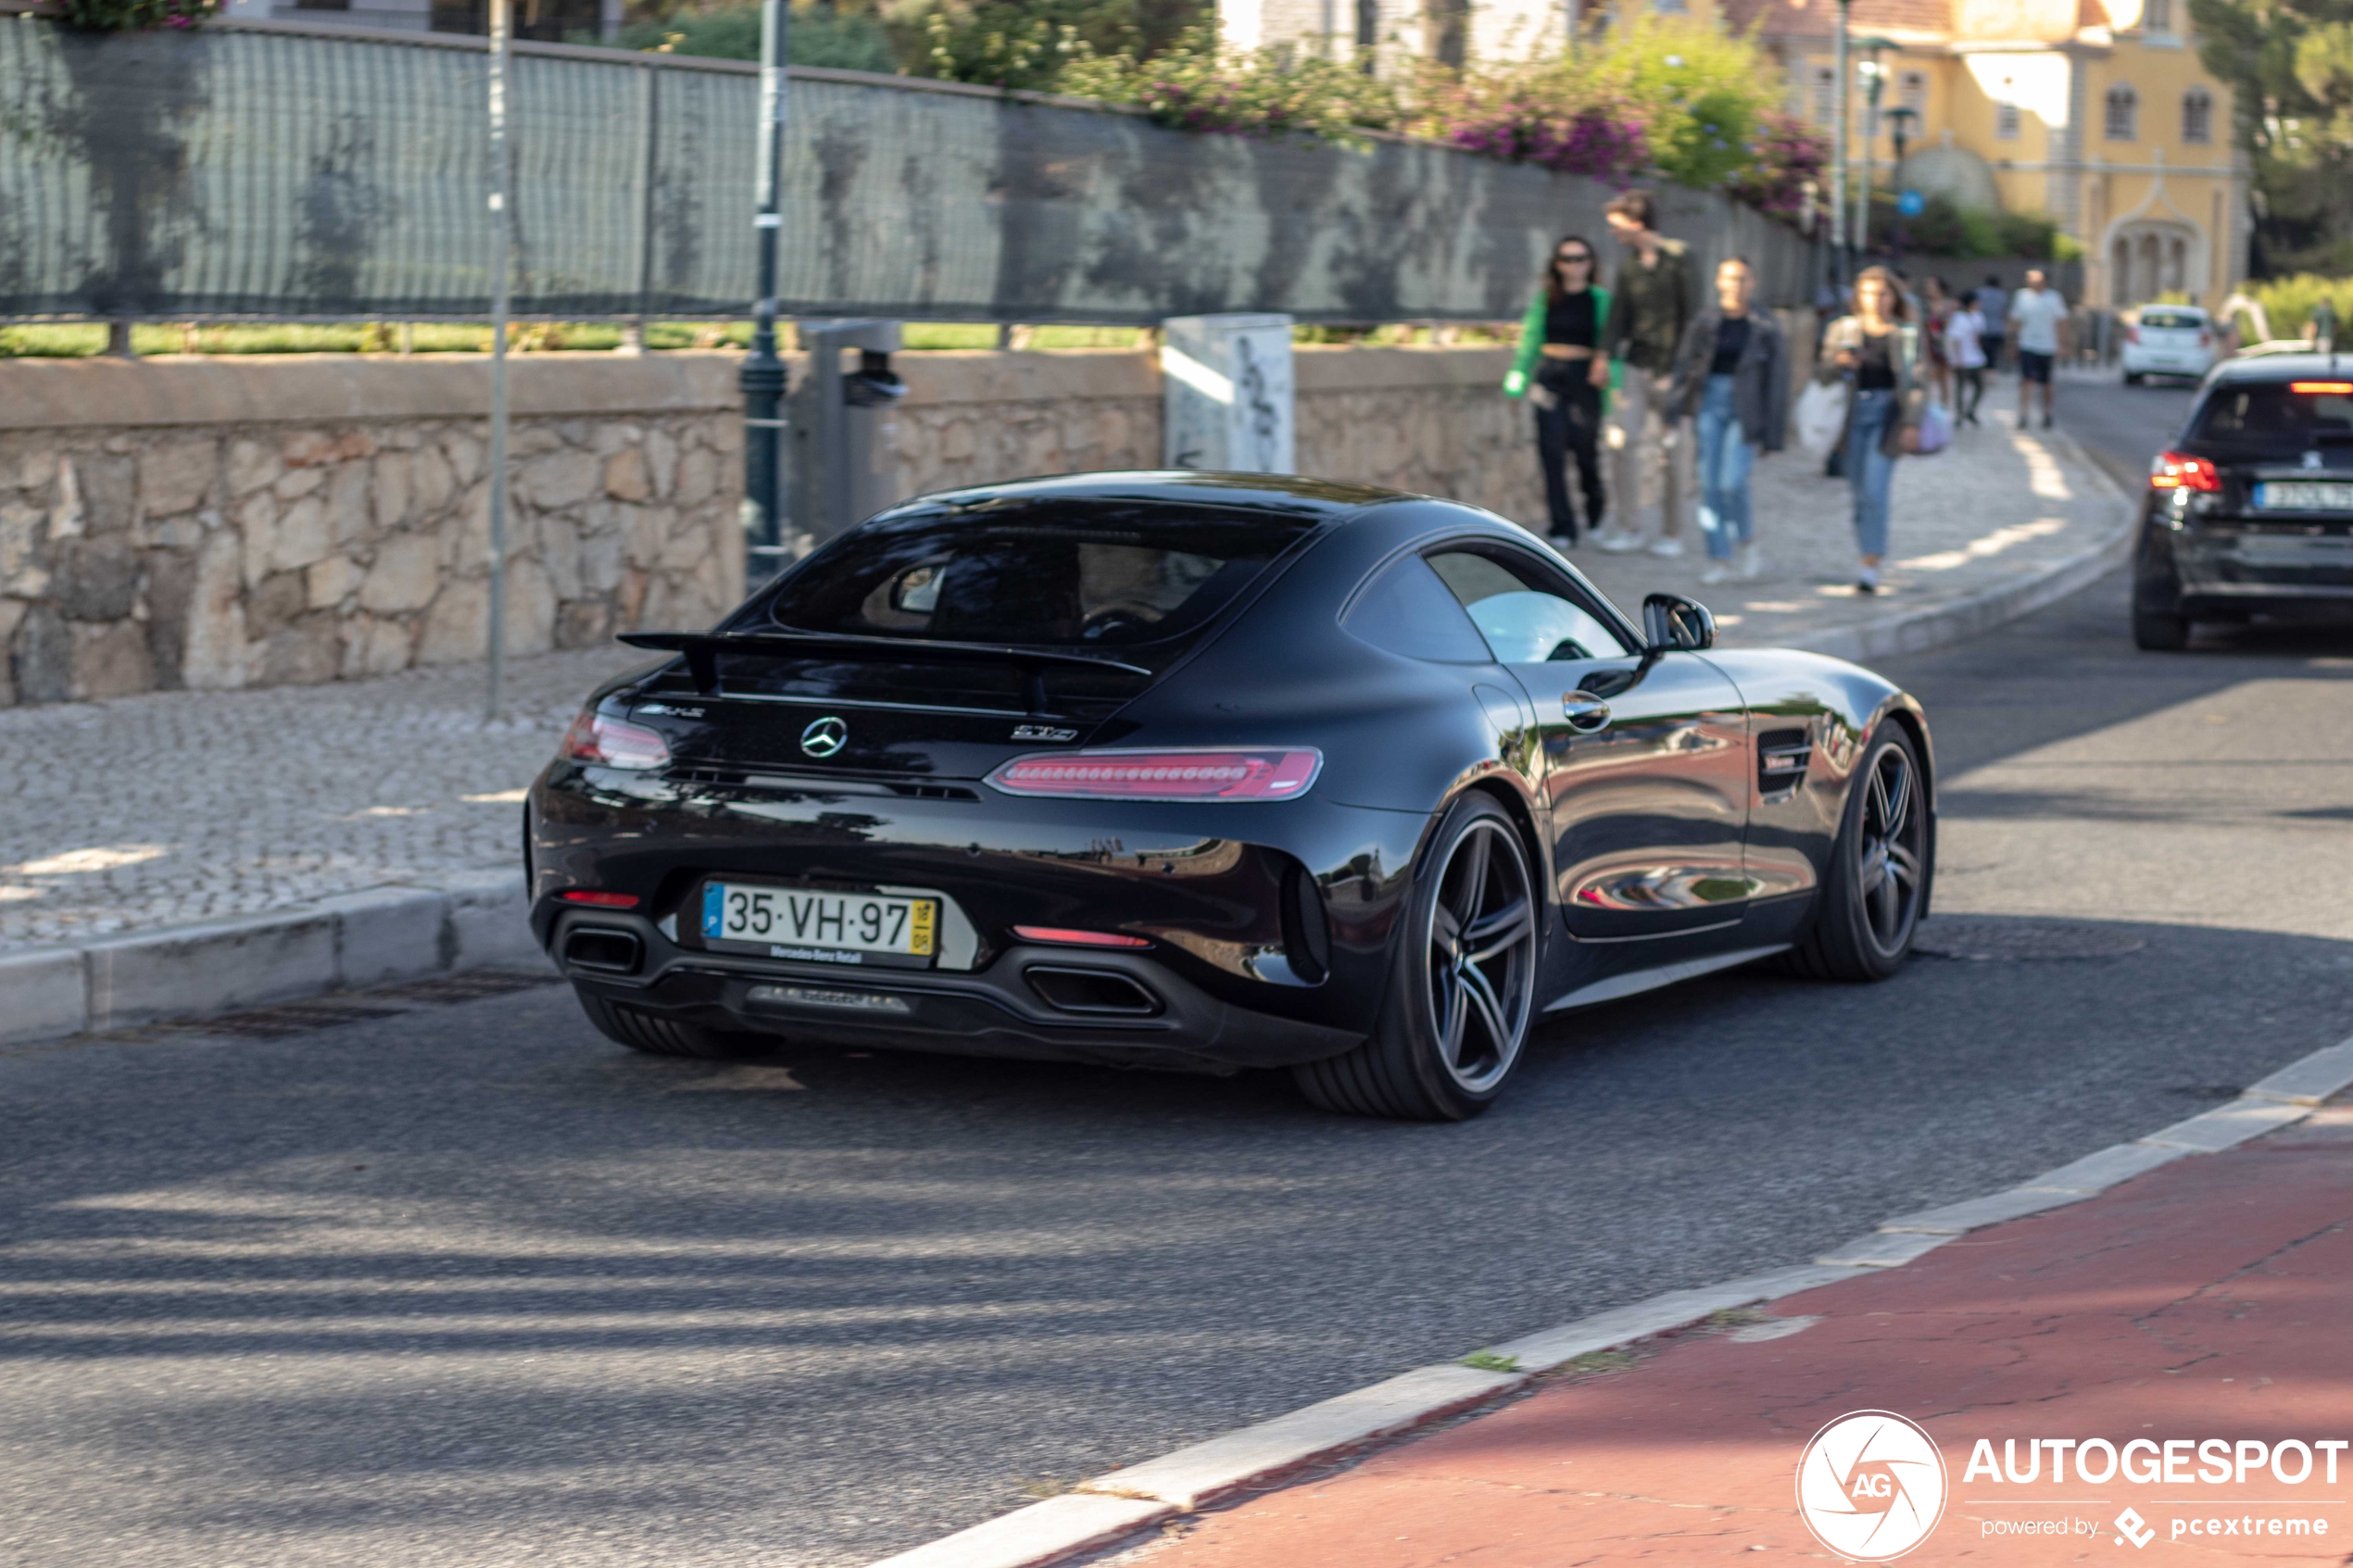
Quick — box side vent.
[1757,729,1811,798]
[1280,863,1331,984]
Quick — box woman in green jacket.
[1504,236,1614,548]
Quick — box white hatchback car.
[2121,305,2218,383]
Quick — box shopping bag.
[1794,378,1850,458]
[1916,399,1954,455]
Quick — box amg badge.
[1011,724,1079,742]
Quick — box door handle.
[1561,694,1612,733]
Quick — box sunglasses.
[1555,252,1593,265]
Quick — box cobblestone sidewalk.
[0,420,2126,957]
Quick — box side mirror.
[1642,593,1717,653]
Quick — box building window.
[1995,81,2021,140]
[1813,65,1837,125]
[2105,83,2137,141]
[2183,86,2213,143]
[2143,0,2171,29]
[1899,69,1928,115]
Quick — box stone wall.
[0,340,1621,708]
[0,355,747,707]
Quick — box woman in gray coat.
[1667,256,1786,584]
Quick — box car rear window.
[2139,309,2206,330]
[763,499,1319,648]
[2191,380,2353,457]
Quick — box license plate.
[2256,482,2353,512]
[700,883,936,965]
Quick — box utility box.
[789,319,907,546]
[1161,313,1294,474]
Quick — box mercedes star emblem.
[799,716,849,758]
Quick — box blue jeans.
[1846,387,1898,558]
[1692,374,1755,560]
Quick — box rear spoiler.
[617,630,1152,709]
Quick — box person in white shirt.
[2008,270,2070,430]
[1944,301,1988,426]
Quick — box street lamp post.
[1830,0,1853,286]
[1885,104,1919,257]
[1852,39,1896,263]
[484,0,511,721]
[740,0,790,587]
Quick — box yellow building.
[1726,0,2248,308]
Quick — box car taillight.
[559,709,671,770]
[2289,381,2353,395]
[986,748,1323,801]
[2127,326,2141,344]
[1013,925,1151,947]
[560,889,641,909]
[2149,451,2222,492]
[2196,332,2211,348]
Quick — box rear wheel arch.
[1461,776,1549,932]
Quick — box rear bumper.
[553,907,1365,1072]
[2142,507,2353,606]
[528,765,1431,1069]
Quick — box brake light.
[986,747,1323,801]
[2289,382,2353,395]
[2197,332,2211,348]
[559,709,671,770]
[1013,925,1151,948]
[2149,451,2222,492]
[2127,326,2141,344]
[560,889,640,909]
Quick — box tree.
[2191,0,2353,270]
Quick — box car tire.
[1785,722,1931,984]
[2123,370,2142,385]
[576,986,774,1060]
[1293,795,1539,1122]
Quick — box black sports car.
[528,473,1934,1120]
[2135,352,2353,649]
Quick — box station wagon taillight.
[987,748,1323,801]
[2149,451,2222,492]
[560,710,671,771]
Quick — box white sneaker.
[1700,559,1736,585]
[1737,543,1765,581]
[1596,530,1645,554]
[1647,534,1686,558]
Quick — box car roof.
[887,470,1406,520]
[2213,352,2353,383]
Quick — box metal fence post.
[739,0,791,587]
[485,0,512,721]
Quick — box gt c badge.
[1012,724,1079,742]
[800,716,849,758]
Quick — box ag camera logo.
[1796,1411,1949,1561]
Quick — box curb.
[0,868,546,1046]
[1790,426,2137,666]
[868,1031,2353,1568]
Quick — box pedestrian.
[1975,273,2009,370]
[1667,256,1786,585]
[2304,295,2338,353]
[1921,276,1954,408]
[2009,268,2070,429]
[1945,292,1989,425]
[1591,188,1698,558]
[1818,265,1925,596]
[1504,234,1615,548]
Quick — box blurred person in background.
[1819,265,1925,595]
[1504,235,1616,548]
[1667,256,1786,585]
[1921,277,1955,408]
[1975,274,2009,371]
[1944,290,1989,426]
[1592,188,1697,558]
[2009,269,2070,429]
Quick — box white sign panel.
[1162,313,1295,474]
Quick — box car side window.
[1425,548,1633,662]
[1341,555,1495,662]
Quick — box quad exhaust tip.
[562,926,644,975]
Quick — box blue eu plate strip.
[702,884,724,938]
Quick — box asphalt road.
[6,374,2352,1568]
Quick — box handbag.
[1794,378,1850,458]
[1915,399,1954,456]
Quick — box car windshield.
[762,499,1319,648]
[2191,381,2353,458]
[2140,310,2205,330]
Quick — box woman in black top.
[1667,257,1787,584]
[1504,236,1610,546]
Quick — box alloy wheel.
[1423,819,1537,1094]
[1855,743,1925,955]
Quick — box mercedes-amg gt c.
[528,473,1934,1120]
